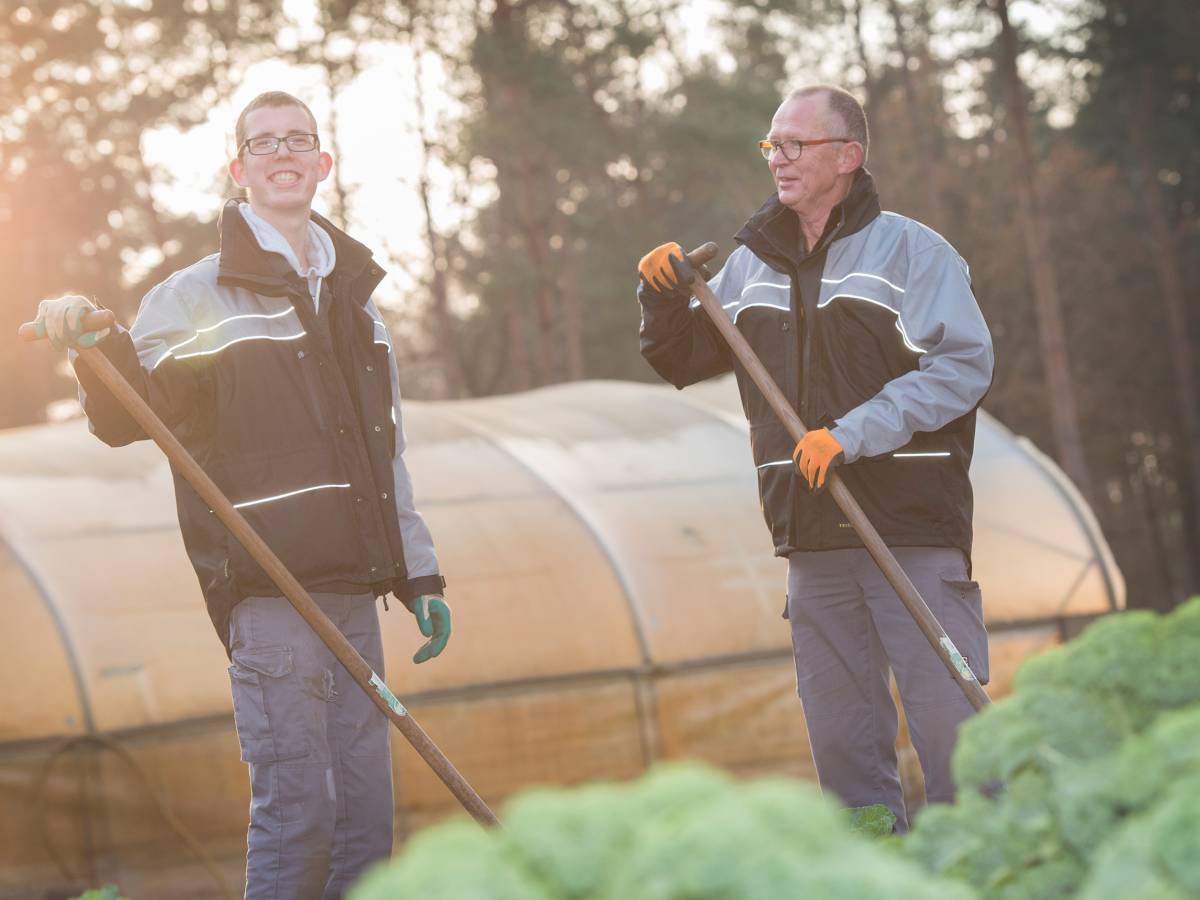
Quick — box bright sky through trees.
[3,0,1195,607]
[137,0,1069,312]
[138,0,724,307]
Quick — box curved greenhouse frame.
[0,376,1122,897]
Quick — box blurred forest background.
[1,0,1196,611]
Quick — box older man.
[33,91,450,897]
[636,84,993,830]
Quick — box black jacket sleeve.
[637,279,733,389]
[71,284,209,447]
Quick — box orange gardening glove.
[638,242,695,296]
[792,428,845,492]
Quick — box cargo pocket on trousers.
[228,647,312,764]
[938,575,990,686]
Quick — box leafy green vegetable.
[908,597,1200,899]
[1075,773,1200,900]
[350,819,551,900]
[352,599,1200,900]
[351,762,977,899]
[848,804,898,838]
[71,888,128,900]
[1052,704,1200,857]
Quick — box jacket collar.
[216,199,383,304]
[735,168,882,271]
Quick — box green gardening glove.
[35,295,111,350]
[410,594,451,664]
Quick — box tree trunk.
[321,68,350,225]
[318,17,356,226]
[1124,62,1200,592]
[559,239,586,380]
[886,0,946,227]
[511,157,561,385]
[1127,444,1182,610]
[848,0,877,120]
[506,303,532,392]
[481,0,561,386]
[410,22,469,398]
[991,0,1094,502]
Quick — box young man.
[636,85,993,830]
[34,91,449,897]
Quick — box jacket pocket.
[214,446,361,594]
[294,348,331,434]
[228,647,311,763]
[749,420,797,550]
[840,454,949,535]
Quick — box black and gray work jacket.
[74,202,444,649]
[639,169,994,561]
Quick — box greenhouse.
[0,375,1122,898]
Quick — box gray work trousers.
[228,593,393,900]
[786,547,988,831]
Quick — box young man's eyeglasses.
[241,133,320,156]
[758,138,849,161]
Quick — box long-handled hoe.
[680,243,991,712]
[19,312,501,827]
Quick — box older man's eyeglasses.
[242,133,320,156]
[759,138,849,161]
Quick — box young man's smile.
[267,169,302,186]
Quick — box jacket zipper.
[803,217,844,427]
[325,307,401,583]
[795,272,808,423]
[799,216,845,548]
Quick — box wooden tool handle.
[685,242,720,271]
[16,330,500,826]
[18,309,116,341]
[683,243,991,711]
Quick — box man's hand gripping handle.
[18,309,116,343]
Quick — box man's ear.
[840,141,866,174]
[228,156,248,187]
[316,151,333,182]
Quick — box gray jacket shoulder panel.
[693,245,791,322]
[130,254,307,373]
[827,211,994,462]
[820,211,972,351]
